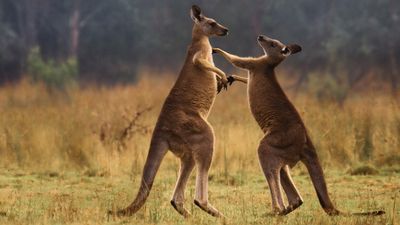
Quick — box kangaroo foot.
[269,204,293,216]
[171,200,191,218]
[271,207,286,216]
[194,199,224,217]
[281,198,303,215]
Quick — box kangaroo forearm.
[214,73,222,80]
[207,64,226,80]
[231,75,248,84]
[194,57,227,80]
[214,48,253,69]
[214,49,237,64]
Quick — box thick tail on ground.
[302,147,385,216]
[302,148,341,216]
[109,140,168,217]
[350,211,385,216]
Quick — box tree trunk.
[69,0,80,59]
[389,0,399,98]
[389,48,399,98]
[24,0,38,50]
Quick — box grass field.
[0,73,399,224]
[0,167,398,225]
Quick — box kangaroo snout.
[221,28,229,36]
[257,35,271,42]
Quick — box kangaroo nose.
[257,35,264,41]
[223,29,229,35]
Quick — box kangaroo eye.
[209,22,216,27]
[270,43,276,48]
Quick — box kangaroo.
[213,35,385,216]
[109,5,229,218]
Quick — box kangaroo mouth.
[219,29,229,36]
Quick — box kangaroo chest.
[248,71,301,133]
[163,45,217,119]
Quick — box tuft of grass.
[348,165,379,175]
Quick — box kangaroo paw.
[217,79,228,93]
[227,76,235,85]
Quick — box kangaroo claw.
[227,76,234,85]
[217,79,228,93]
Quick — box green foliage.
[27,47,77,90]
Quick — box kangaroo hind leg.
[258,141,286,215]
[280,165,303,215]
[191,125,223,217]
[171,155,195,218]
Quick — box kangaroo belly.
[154,44,217,144]
[157,70,217,129]
[248,76,303,134]
[183,73,217,117]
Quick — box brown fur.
[109,5,229,218]
[213,35,384,216]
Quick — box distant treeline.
[0,0,399,90]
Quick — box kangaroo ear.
[190,5,203,23]
[287,44,302,55]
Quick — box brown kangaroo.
[213,35,385,216]
[110,5,229,218]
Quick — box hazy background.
[0,0,399,94]
[0,2,399,224]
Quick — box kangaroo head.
[257,35,302,66]
[190,5,228,37]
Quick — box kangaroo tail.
[302,144,385,216]
[350,211,385,216]
[112,139,168,217]
[301,147,341,216]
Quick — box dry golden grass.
[0,72,399,224]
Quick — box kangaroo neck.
[190,26,210,50]
[249,66,300,132]
[253,67,287,99]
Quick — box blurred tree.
[0,0,398,93]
